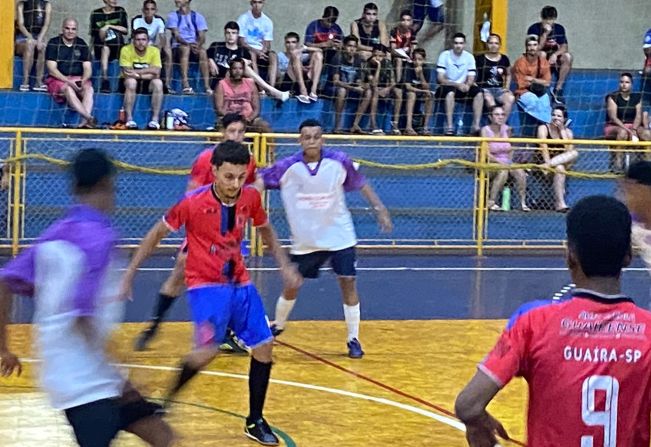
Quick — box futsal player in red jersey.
[134,113,256,352]
[456,195,651,447]
[122,141,301,445]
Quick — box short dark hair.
[412,47,426,58]
[625,160,651,186]
[229,57,245,69]
[132,27,149,39]
[285,31,300,41]
[71,148,115,193]
[399,9,413,19]
[453,32,466,42]
[372,43,386,53]
[541,5,558,20]
[299,119,322,131]
[363,2,378,12]
[567,195,631,278]
[143,0,156,8]
[343,35,359,46]
[221,113,246,130]
[211,140,251,167]
[323,6,339,18]
[620,72,633,82]
[224,21,240,32]
[487,33,501,43]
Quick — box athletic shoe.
[245,418,279,446]
[279,91,290,102]
[297,94,311,104]
[125,120,138,129]
[347,338,364,359]
[134,325,158,351]
[269,324,284,337]
[33,84,48,92]
[147,120,160,130]
[219,331,248,354]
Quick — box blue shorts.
[188,284,273,349]
[413,1,445,26]
[291,246,357,279]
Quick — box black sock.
[248,357,272,422]
[167,361,200,401]
[151,293,177,327]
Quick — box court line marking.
[128,266,651,272]
[20,358,466,435]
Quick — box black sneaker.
[244,417,279,446]
[100,79,111,93]
[269,324,284,337]
[219,330,248,354]
[134,325,159,351]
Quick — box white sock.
[343,303,361,341]
[274,296,295,328]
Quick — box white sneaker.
[297,94,311,104]
[147,120,160,130]
[125,120,138,129]
[280,91,290,102]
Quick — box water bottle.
[501,187,511,211]
[456,117,464,135]
[118,107,126,123]
[165,111,174,130]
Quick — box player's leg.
[233,285,278,446]
[332,247,364,358]
[134,251,186,351]
[271,251,329,336]
[64,399,122,447]
[121,382,175,446]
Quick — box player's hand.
[464,412,509,447]
[375,207,393,233]
[280,264,303,290]
[0,350,22,377]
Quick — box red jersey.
[481,291,651,446]
[390,26,416,50]
[163,184,267,287]
[189,148,257,188]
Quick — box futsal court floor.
[2,253,651,446]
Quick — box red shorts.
[604,122,635,138]
[45,76,92,104]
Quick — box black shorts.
[118,78,152,94]
[93,43,121,61]
[435,84,482,101]
[64,396,162,447]
[278,72,312,96]
[291,246,356,279]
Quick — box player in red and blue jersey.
[134,113,256,352]
[121,141,301,445]
[456,195,651,447]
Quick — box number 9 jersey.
[480,289,651,446]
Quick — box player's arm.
[455,371,509,446]
[120,220,171,299]
[0,280,21,377]
[257,223,302,289]
[360,184,392,232]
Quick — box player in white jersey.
[256,119,392,358]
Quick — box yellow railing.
[0,127,649,256]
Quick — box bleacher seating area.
[6,57,647,138]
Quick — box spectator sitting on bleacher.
[207,22,289,103]
[15,0,52,92]
[389,10,417,91]
[237,0,278,91]
[364,44,396,135]
[166,0,211,95]
[350,2,388,61]
[90,0,128,93]
[45,18,95,128]
[527,5,572,104]
[482,105,528,212]
[215,58,271,133]
[304,6,343,65]
[277,32,323,103]
[537,105,577,212]
[118,27,163,130]
[326,35,370,134]
[435,32,483,135]
[403,48,433,136]
[131,0,173,94]
[475,33,514,121]
[605,72,651,172]
[512,35,552,129]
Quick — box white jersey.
[436,49,476,83]
[237,10,274,51]
[261,149,366,254]
[131,15,166,44]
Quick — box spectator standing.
[237,0,278,89]
[475,33,514,121]
[527,5,572,104]
[15,0,52,92]
[411,0,445,42]
[166,0,211,95]
[45,18,95,128]
[304,6,344,65]
[89,0,128,93]
[118,28,163,130]
[350,2,388,60]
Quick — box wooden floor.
[0,321,529,446]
